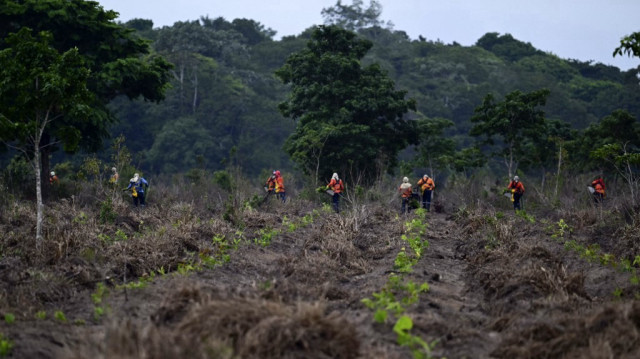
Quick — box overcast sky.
[97,0,640,71]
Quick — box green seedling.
[3,314,14,324]
[54,310,67,323]
[0,334,14,357]
[35,311,46,320]
[393,315,437,359]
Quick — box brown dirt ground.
[2,199,640,358]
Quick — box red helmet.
[275,170,281,177]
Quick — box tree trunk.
[192,64,198,114]
[554,142,562,198]
[34,143,44,248]
[39,133,51,200]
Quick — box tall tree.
[0,29,93,245]
[0,0,171,188]
[321,0,390,32]
[414,116,456,180]
[275,25,417,183]
[614,32,640,59]
[470,89,550,178]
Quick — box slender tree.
[470,89,550,179]
[0,0,172,190]
[0,29,93,245]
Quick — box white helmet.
[111,167,117,172]
[403,177,409,183]
[332,173,339,180]
[514,175,519,181]
[50,171,55,176]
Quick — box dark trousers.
[332,193,340,213]
[277,191,286,203]
[133,192,146,207]
[593,192,604,204]
[422,190,432,211]
[401,197,411,214]
[513,193,522,211]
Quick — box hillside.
[103,19,640,177]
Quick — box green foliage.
[73,212,88,224]
[614,32,640,58]
[394,249,417,273]
[254,228,278,247]
[54,310,67,323]
[321,0,386,31]
[213,171,233,191]
[99,198,118,224]
[276,25,417,181]
[34,311,46,320]
[0,333,13,357]
[114,229,128,242]
[515,210,536,223]
[470,89,550,177]
[393,315,437,359]
[3,314,14,324]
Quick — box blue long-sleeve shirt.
[126,178,149,193]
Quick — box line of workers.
[399,174,606,214]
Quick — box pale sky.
[97,0,640,71]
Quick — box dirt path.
[410,213,498,358]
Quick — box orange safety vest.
[417,177,434,191]
[275,176,285,193]
[266,176,276,191]
[508,181,525,194]
[399,184,412,198]
[591,179,605,195]
[328,178,344,193]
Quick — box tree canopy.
[276,25,417,182]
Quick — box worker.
[49,171,59,185]
[265,171,277,198]
[124,173,149,207]
[398,177,413,214]
[590,176,606,204]
[506,175,525,211]
[109,167,119,185]
[274,170,286,203]
[417,174,435,211]
[327,173,344,213]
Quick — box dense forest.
[3,0,640,189]
[105,4,640,180]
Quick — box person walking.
[507,175,525,211]
[327,173,344,213]
[417,174,435,211]
[49,171,59,185]
[109,167,119,185]
[590,176,606,204]
[398,177,413,214]
[124,173,149,207]
[274,170,286,203]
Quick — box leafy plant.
[114,229,128,242]
[393,315,436,359]
[99,198,118,224]
[54,310,67,323]
[0,334,13,357]
[3,314,14,324]
[254,228,278,247]
[34,311,46,320]
[394,249,417,273]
